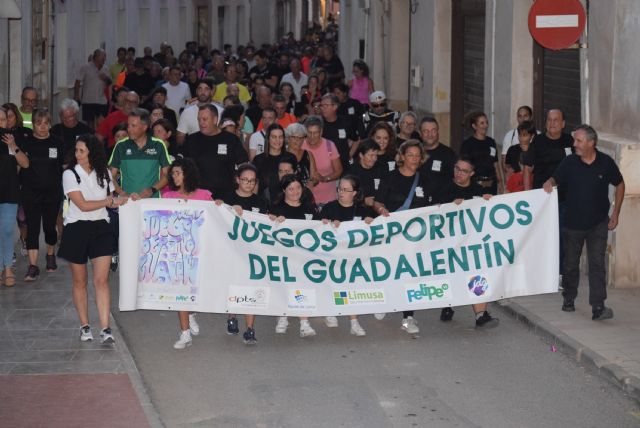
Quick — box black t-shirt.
[395,132,420,146]
[249,65,278,84]
[322,116,358,172]
[292,150,312,184]
[270,200,318,220]
[319,200,374,222]
[124,72,156,98]
[182,130,248,198]
[346,161,388,198]
[435,180,484,204]
[459,136,498,178]
[553,151,623,230]
[338,98,366,139]
[316,55,344,86]
[375,152,397,174]
[523,132,574,189]
[50,122,94,165]
[0,129,21,203]
[505,144,528,173]
[253,151,298,202]
[245,106,263,131]
[7,126,33,147]
[375,169,438,212]
[420,143,457,181]
[19,135,64,201]
[222,191,268,214]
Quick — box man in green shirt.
[19,87,38,129]
[109,108,170,199]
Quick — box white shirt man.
[280,59,308,101]
[162,67,192,117]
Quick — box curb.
[497,300,640,404]
[110,313,165,428]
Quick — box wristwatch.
[150,186,158,195]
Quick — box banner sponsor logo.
[287,289,317,310]
[467,275,490,296]
[405,282,452,303]
[227,286,270,308]
[333,290,385,306]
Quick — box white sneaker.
[189,313,200,336]
[80,325,93,342]
[374,313,386,320]
[401,316,419,334]
[173,330,192,349]
[324,316,338,327]
[100,327,115,344]
[275,316,289,334]
[299,320,316,337]
[350,320,366,336]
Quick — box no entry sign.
[528,0,586,50]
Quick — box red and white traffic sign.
[528,0,586,50]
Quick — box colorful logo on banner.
[405,282,452,303]
[139,209,205,286]
[287,289,317,310]
[227,286,270,308]
[468,275,490,296]
[333,290,385,306]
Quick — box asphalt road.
[112,300,640,428]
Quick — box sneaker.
[475,311,499,328]
[46,255,57,272]
[299,320,316,338]
[440,307,455,321]
[275,316,289,334]
[100,327,115,344]
[350,320,366,336]
[561,298,575,312]
[173,330,192,349]
[227,317,239,335]
[189,313,200,336]
[110,254,119,272]
[24,265,40,282]
[592,306,614,321]
[401,316,419,334]
[243,328,258,345]
[374,313,386,320]
[79,325,93,342]
[324,316,338,327]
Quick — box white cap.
[369,91,386,103]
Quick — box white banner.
[119,189,559,316]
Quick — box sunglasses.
[371,102,385,108]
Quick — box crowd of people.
[0,32,624,349]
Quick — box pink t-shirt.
[350,76,370,105]
[162,189,212,201]
[302,138,339,203]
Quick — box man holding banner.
[544,124,624,321]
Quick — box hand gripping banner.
[119,189,559,316]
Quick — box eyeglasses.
[238,178,256,184]
[454,165,473,174]
[371,102,385,108]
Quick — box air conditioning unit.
[410,65,422,88]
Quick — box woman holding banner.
[372,140,435,335]
[270,174,319,337]
[163,158,211,349]
[58,134,127,343]
[216,163,268,345]
[319,175,375,336]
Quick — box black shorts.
[82,103,108,123]
[58,220,113,264]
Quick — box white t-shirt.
[280,72,309,101]
[75,62,109,105]
[162,81,192,117]
[177,103,224,135]
[501,128,519,155]
[63,166,115,225]
[248,131,266,156]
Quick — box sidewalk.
[0,250,162,428]
[499,285,640,403]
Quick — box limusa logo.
[405,283,451,303]
[333,289,385,306]
[468,275,489,296]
